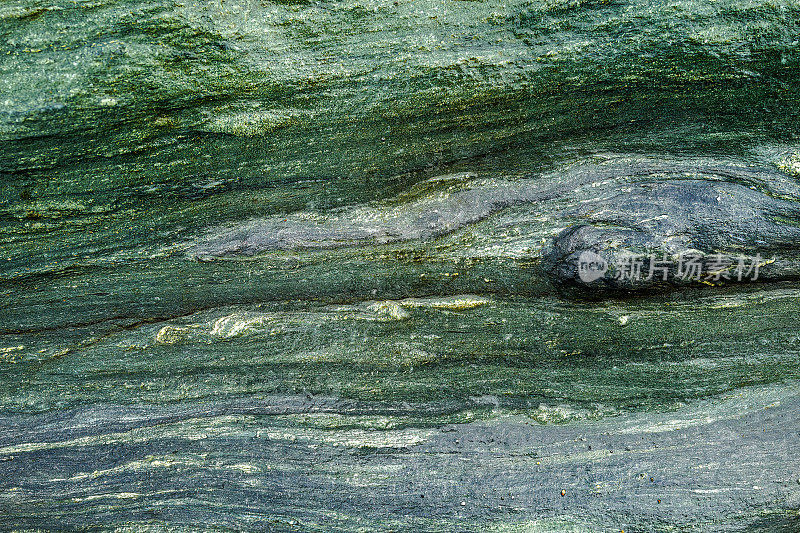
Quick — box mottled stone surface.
[2,0,800,531]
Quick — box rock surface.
[2,0,800,531]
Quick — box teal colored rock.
[2,1,800,531]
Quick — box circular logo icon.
[577,250,608,283]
